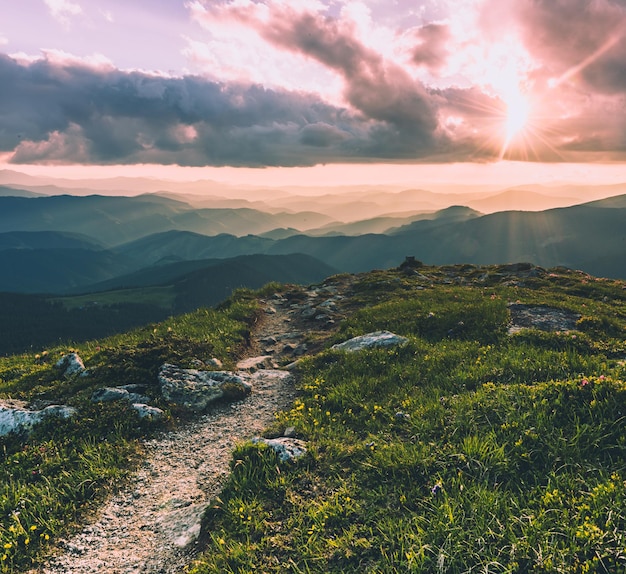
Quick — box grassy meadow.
[0,294,259,572]
[188,265,626,573]
[0,263,625,573]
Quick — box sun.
[499,86,532,158]
[504,91,530,142]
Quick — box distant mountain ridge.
[108,198,626,279]
[1,190,626,295]
[0,194,336,246]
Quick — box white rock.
[254,437,307,462]
[55,352,86,377]
[158,364,252,411]
[331,330,409,352]
[161,502,208,549]
[91,387,130,403]
[0,405,77,437]
[132,404,164,420]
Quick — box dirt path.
[27,281,347,574]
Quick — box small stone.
[55,352,86,377]
[293,344,308,357]
[91,387,130,403]
[253,437,307,462]
[331,331,409,352]
[236,355,274,370]
[132,404,165,420]
[283,426,297,438]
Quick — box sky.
[1,0,626,187]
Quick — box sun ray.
[550,27,625,89]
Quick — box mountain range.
[0,174,625,298]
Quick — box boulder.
[55,352,86,377]
[508,304,581,334]
[253,437,307,462]
[158,364,252,411]
[0,404,77,437]
[331,330,409,352]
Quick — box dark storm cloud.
[2,50,496,166]
[1,53,452,166]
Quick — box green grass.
[3,265,626,573]
[0,292,260,572]
[50,286,176,311]
[188,265,626,574]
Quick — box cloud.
[411,24,451,72]
[482,0,626,94]
[0,35,8,47]
[198,2,441,155]
[6,1,625,167]
[43,0,83,26]
[3,53,458,166]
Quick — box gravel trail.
[26,284,345,574]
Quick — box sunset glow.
[0,0,625,187]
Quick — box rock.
[283,343,297,354]
[55,352,86,377]
[158,364,252,411]
[319,299,338,310]
[206,358,223,368]
[508,304,581,334]
[283,426,297,438]
[91,387,150,404]
[293,343,308,356]
[0,404,77,437]
[236,355,275,371]
[301,307,317,319]
[161,502,208,549]
[127,392,151,404]
[91,387,130,403]
[284,359,304,371]
[331,330,409,352]
[119,384,148,394]
[253,437,307,462]
[265,306,277,315]
[132,404,164,420]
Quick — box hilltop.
[0,262,625,572]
